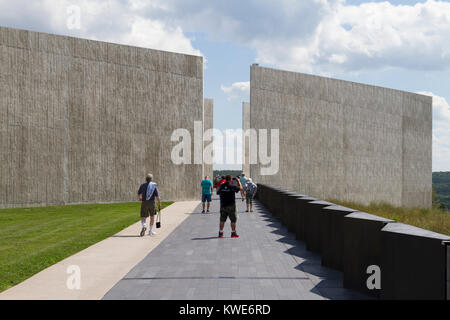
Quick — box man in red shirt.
[216,176,226,189]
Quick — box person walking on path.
[138,173,161,236]
[201,176,213,214]
[216,175,242,238]
[245,178,257,212]
[239,173,248,201]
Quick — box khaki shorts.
[140,200,157,218]
[220,204,237,223]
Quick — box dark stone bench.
[342,211,394,298]
[278,191,302,228]
[380,223,450,300]
[304,200,335,254]
[321,205,358,271]
[284,193,307,233]
[293,196,317,241]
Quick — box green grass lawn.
[0,201,173,293]
[327,200,449,235]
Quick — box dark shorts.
[140,200,156,218]
[246,193,254,204]
[220,204,237,223]
[202,194,212,203]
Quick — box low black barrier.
[262,185,278,214]
[284,193,307,233]
[294,196,317,241]
[342,211,394,298]
[279,191,301,227]
[380,223,450,300]
[304,200,335,254]
[446,241,450,300]
[269,186,284,217]
[321,205,358,271]
[254,183,450,300]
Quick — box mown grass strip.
[327,200,449,235]
[0,201,173,292]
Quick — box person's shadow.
[111,235,142,238]
[191,236,220,240]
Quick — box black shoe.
[207,210,210,213]
[140,227,146,237]
[201,210,205,214]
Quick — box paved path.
[104,196,369,300]
[0,201,199,300]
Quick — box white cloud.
[417,92,450,171]
[4,0,450,73]
[137,0,450,73]
[255,0,450,73]
[221,81,250,101]
[114,17,201,55]
[0,0,202,56]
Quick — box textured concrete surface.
[104,196,369,300]
[242,101,251,176]
[203,98,214,179]
[0,26,203,208]
[0,201,200,300]
[249,65,432,208]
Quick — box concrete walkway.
[104,196,369,300]
[0,201,199,300]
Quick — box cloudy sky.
[1,0,449,171]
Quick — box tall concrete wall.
[203,98,214,179]
[242,101,250,177]
[0,26,204,208]
[250,65,432,208]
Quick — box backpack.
[246,182,257,196]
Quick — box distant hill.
[213,170,242,179]
[433,172,450,210]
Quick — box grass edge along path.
[327,199,449,236]
[0,201,173,293]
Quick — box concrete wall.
[0,26,203,208]
[242,101,250,177]
[203,98,214,179]
[250,65,432,208]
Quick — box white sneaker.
[149,230,157,236]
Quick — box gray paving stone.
[103,196,369,300]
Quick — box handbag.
[156,208,161,228]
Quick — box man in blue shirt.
[138,173,161,236]
[239,173,248,201]
[201,176,213,214]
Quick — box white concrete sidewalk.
[0,201,200,300]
